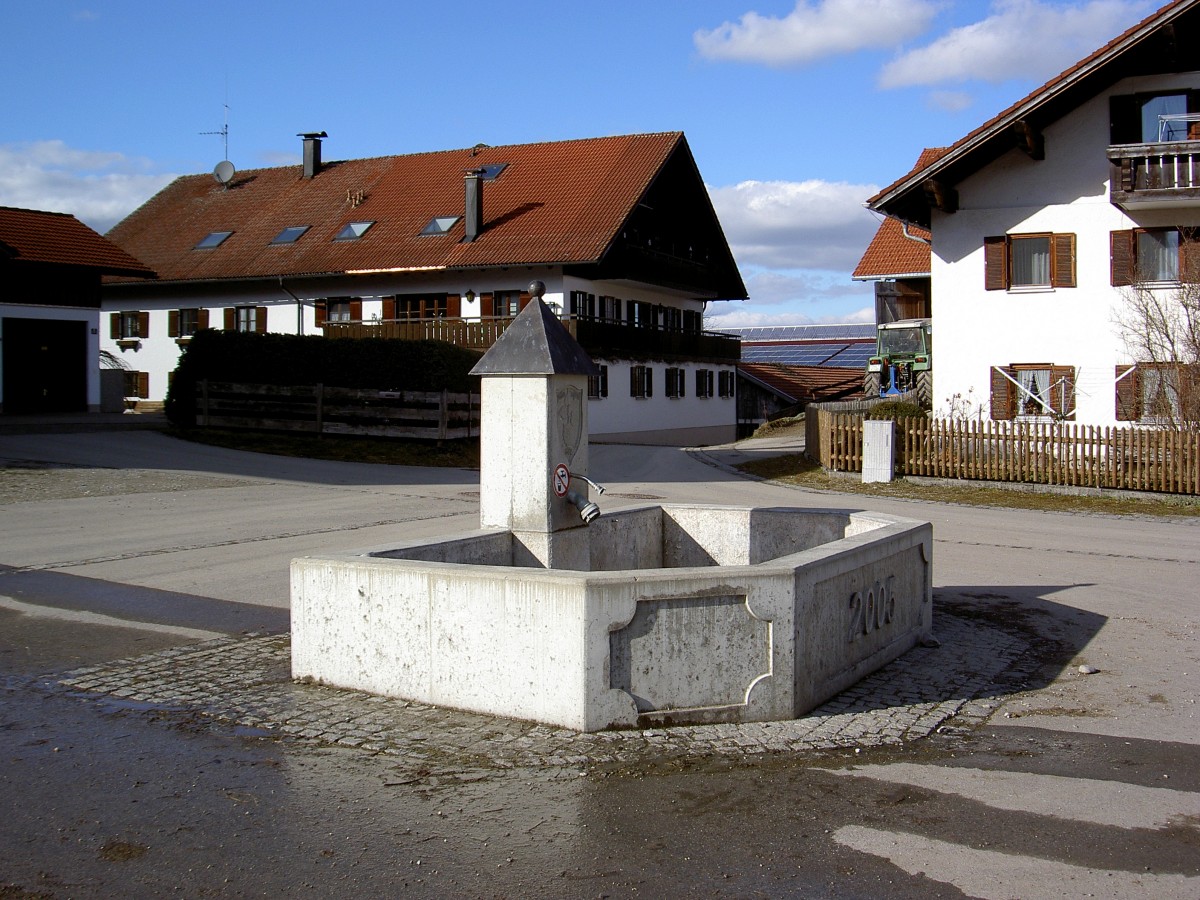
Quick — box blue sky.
[0,0,1158,326]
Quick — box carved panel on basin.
[609,594,771,713]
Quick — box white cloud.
[927,89,974,112]
[705,268,876,327]
[695,0,939,67]
[0,141,175,233]
[879,0,1154,88]
[708,178,881,272]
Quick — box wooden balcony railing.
[1108,141,1200,206]
[321,315,741,361]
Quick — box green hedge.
[865,400,926,420]
[166,330,482,427]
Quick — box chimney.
[299,131,327,178]
[464,168,484,242]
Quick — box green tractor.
[864,318,932,408]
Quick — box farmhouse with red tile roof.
[103,131,748,444]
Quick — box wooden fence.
[196,381,479,441]
[821,413,1200,495]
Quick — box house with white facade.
[867,0,1200,425]
[102,131,746,444]
[1,206,154,414]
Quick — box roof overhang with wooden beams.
[868,0,1200,229]
[105,132,747,302]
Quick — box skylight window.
[420,216,460,236]
[479,163,507,180]
[194,230,233,249]
[272,225,310,245]
[334,221,374,241]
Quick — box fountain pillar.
[469,280,601,569]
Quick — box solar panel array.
[741,342,876,368]
[718,324,876,342]
[711,323,877,369]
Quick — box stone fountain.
[291,283,932,731]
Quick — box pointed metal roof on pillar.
[470,281,599,376]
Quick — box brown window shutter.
[479,293,494,317]
[255,307,268,333]
[990,366,1015,420]
[137,372,149,399]
[349,299,363,320]
[446,294,461,318]
[1181,228,1200,283]
[518,291,531,311]
[1051,234,1076,287]
[984,236,1007,290]
[1110,230,1134,286]
[1108,94,1141,144]
[381,297,396,320]
[137,311,149,338]
[314,301,327,327]
[630,366,638,396]
[198,309,210,329]
[109,312,120,339]
[168,310,179,337]
[1051,365,1076,419]
[1182,364,1200,421]
[1115,364,1139,420]
[223,308,235,330]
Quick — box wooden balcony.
[321,315,741,362]
[1108,141,1200,208]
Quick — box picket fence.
[820,412,1200,495]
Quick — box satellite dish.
[213,160,236,185]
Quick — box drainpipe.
[900,221,931,246]
[279,277,304,335]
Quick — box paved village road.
[0,427,1198,898]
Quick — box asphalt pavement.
[1,421,1197,898]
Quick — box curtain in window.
[1018,369,1049,414]
[1141,367,1180,419]
[1136,230,1179,281]
[1011,238,1050,286]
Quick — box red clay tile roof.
[109,132,695,283]
[740,362,864,404]
[0,206,154,276]
[853,216,931,279]
[869,0,1198,222]
[855,150,942,278]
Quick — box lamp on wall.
[465,289,476,304]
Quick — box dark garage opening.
[2,317,88,414]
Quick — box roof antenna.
[201,102,231,161]
[203,102,235,188]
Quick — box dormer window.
[420,216,460,236]
[195,230,232,249]
[272,225,310,244]
[334,221,374,241]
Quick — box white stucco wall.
[102,270,737,442]
[930,72,1200,425]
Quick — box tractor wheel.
[863,371,881,399]
[915,370,933,409]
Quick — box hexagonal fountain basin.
[291,503,931,731]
